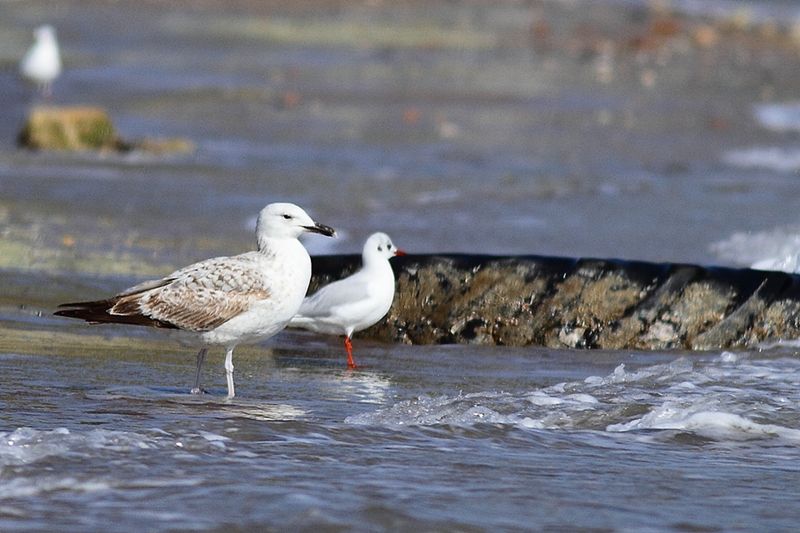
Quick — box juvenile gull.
[289,232,404,368]
[55,203,336,398]
[20,25,62,97]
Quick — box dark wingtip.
[53,304,179,330]
[55,298,112,312]
[53,308,96,322]
[57,301,91,310]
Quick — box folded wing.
[56,255,271,332]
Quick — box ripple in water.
[347,353,800,443]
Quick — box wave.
[722,146,800,173]
[346,354,800,443]
[0,426,234,468]
[710,226,800,271]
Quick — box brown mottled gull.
[55,202,336,398]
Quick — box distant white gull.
[20,24,62,97]
[56,203,336,398]
[289,232,404,369]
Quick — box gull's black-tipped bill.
[305,223,336,237]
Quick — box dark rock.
[309,254,800,350]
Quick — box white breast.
[21,34,61,84]
[290,258,396,336]
[200,239,311,345]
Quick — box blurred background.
[3,0,800,280]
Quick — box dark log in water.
[308,254,800,350]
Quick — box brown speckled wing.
[111,254,270,332]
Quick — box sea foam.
[710,226,800,272]
[347,354,800,442]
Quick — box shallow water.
[2,340,800,531]
[3,0,800,530]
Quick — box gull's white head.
[256,203,336,247]
[362,232,405,265]
[34,25,57,42]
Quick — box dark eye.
[377,246,383,251]
[387,244,392,249]
[282,214,292,220]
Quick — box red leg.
[344,336,357,369]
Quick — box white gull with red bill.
[289,232,404,368]
[55,203,336,398]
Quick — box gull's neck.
[362,254,392,273]
[257,234,302,255]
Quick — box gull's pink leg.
[344,336,358,369]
